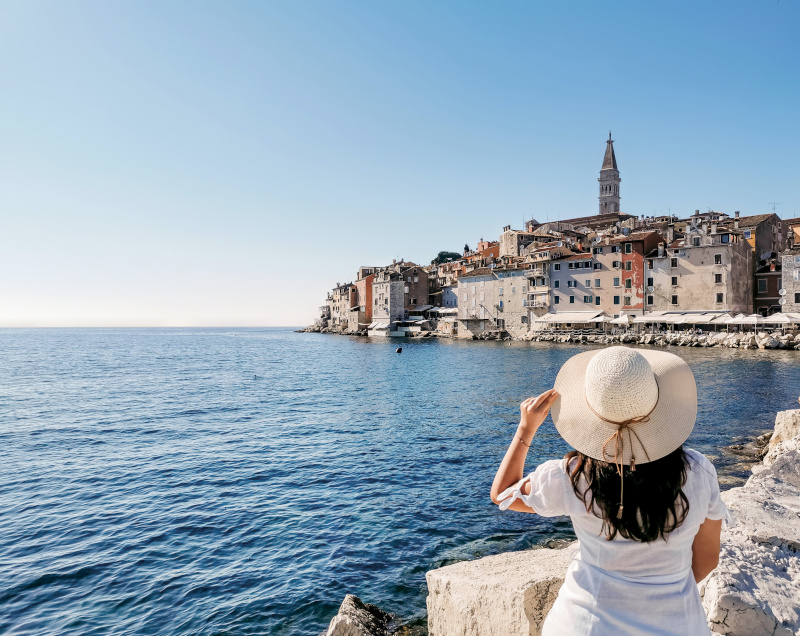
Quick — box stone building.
[369,262,429,333]
[457,267,529,339]
[754,260,782,316]
[780,248,800,312]
[646,225,752,314]
[598,132,621,215]
[329,282,354,329]
[348,268,376,332]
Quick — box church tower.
[598,132,620,215]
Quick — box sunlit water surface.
[1,328,797,635]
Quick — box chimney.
[735,211,740,218]
[770,262,776,272]
[658,242,665,257]
[734,220,739,229]
[711,223,717,234]
[667,223,675,243]
[695,210,700,216]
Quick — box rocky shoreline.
[299,324,800,350]
[322,409,800,636]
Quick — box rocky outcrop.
[701,409,800,635]
[325,595,393,636]
[525,330,798,350]
[425,545,575,636]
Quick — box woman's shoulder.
[684,447,720,481]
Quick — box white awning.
[367,321,390,329]
[403,316,426,322]
[540,311,604,323]
[409,305,433,312]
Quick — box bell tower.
[598,132,620,215]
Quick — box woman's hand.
[490,388,559,510]
[518,389,559,439]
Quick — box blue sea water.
[1,328,798,635]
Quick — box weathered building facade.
[457,267,529,338]
[780,248,800,312]
[647,227,752,314]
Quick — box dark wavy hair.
[565,446,690,543]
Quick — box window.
[613,295,620,305]
[671,276,678,286]
[613,277,620,287]
[647,295,654,305]
[567,280,576,288]
[756,279,767,293]
[511,287,516,294]
[555,296,560,304]
[521,316,528,324]
[612,260,620,268]
[568,262,575,269]
[595,296,601,305]
[554,280,560,288]
[593,247,603,254]
[570,296,575,304]
[554,263,561,270]
[625,279,632,289]
[404,286,409,293]
[499,300,504,309]
[411,298,416,305]
[624,243,632,254]
[670,258,678,268]
[414,276,419,283]
[594,262,602,269]
[407,276,412,282]
[795,293,800,304]
[522,285,527,292]
[585,279,591,287]
[624,296,631,305]
[584,296,592,303]
[692,237,700,246]
[744,230,752,239]
[611,245,620,253]
[595,278,601,287]
[671,295,678,305]
[498,287,504,296]
[647,259,654,269]
[673,249,680,255]
[716,293,724,303]
[795,271,800,282]
[714,254,722,265]
[647,277,654,287]
[721,234,730,244]
[625,261,632,271]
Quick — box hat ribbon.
[585,398,655,519]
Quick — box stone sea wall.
[301,324,800,350]
[323,410,800,636]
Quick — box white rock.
[701,411,800,635]
[426,545,576,636]
[770,410,800,450]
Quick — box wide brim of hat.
[550,348,697,465]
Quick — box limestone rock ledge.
[425,545,576,636]
[700,411,800,635]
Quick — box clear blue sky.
[1,1,798,326]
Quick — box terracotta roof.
[735,213,776,227]
[459,267,495,278]
[782,217,800,226]
[561,254,594,261]
[607,231,661,242]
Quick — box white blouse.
[497,448,729,636]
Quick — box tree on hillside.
[431,251,462,265]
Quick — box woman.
[490,346,728,635]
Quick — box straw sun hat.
[550,346,697,467]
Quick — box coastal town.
[310,135,800,344]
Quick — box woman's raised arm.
[490,389,559,511]
[692,517,722,582]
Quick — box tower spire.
[598,132,620,214]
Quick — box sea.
[1,327,798,635]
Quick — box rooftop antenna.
[768,202,782,216]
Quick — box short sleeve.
[687,449,731,523]
[496,459,570,517]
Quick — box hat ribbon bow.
[586,399,655,519]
